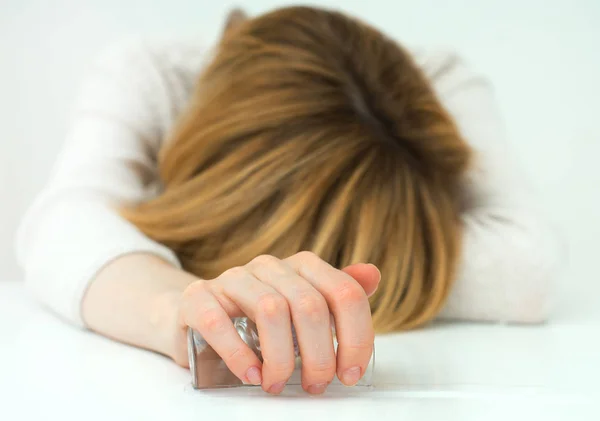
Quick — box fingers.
[341,263,381,297]
[181,253,377,396]
[180,280,263,386]
[247,255,337,394]
[285,252,374,387]
[217,267,296,394]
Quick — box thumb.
[341,263,381,297]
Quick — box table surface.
[1,281,598,421]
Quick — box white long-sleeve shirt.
[15,37,563,328]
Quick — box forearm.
[81,253,196,359]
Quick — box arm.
[15,38,194,358]
[81,253,195,362]
[426,53,565,323]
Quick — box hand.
[170,251,380,395]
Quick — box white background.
[1,0,598,319]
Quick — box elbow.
[444,207,566,325]
[503,268,555,325]
[499,221,565,324]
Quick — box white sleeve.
[15,39,182,327]
[426,53,566,323]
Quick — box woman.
[16,6,560,395]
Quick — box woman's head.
[123,6,471,332]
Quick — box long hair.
[122,6,472,332]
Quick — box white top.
[15,37,564,328]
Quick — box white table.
[1,281,597,421]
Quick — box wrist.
[149,287,183,359]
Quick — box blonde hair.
[122,6,471,332]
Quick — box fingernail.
[342,366,362,386]
[268,381,286,395]
[367,263,382,282]
[307,383,327,395]
[245,366,262,385]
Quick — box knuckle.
[180,285,196,306]
[256,293,288,321]
[295,290,328,322]
[198,307,227,334]
[180,281,210,319]
[305,358,336,379]
[221,266,248,279]
[296,250,319,263]
[251,254,279,267]
[223,346,254,364]
[182,280,207,300]
[265,359,295,377]
[341,338,375,353]
[334,281,365,307]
